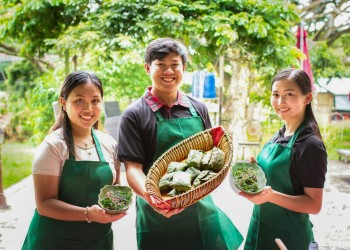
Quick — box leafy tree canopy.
[1,0,300,72]
[2,0,348,142]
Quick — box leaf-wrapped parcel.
[159,172,175,192]
[193,170,217,187]
[185,167,201,182]
[185,150,204,169]
[170,171,192,191]
[167,162,188,173]
[208,147,225,172]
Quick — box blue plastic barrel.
[191,71,216,98]
[203,72,216,98]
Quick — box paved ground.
[0,160,349,250]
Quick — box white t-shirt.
[32,128,119,183]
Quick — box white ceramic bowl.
[98,185,133,214]
[229,161,267,194]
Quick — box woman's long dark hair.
[271,68,323,140]
[49,70,104,157]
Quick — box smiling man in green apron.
[240,69,327,250]
[118,38,243,250]
[22,71,126,250]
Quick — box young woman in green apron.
[22,71,126,250]
[240,69,327,250]
[118,38,243,249]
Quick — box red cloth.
[210,126,225,146]
[150,195,172,209]
[296,26,315,91]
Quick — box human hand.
[88,204,127,224]
[249,157,257,164]
[153,206,185,218]
[144,193,185,218]
[239,186,272,205]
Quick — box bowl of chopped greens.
[229,161,267,194]
[98,185,133,214]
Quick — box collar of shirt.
[143,86,190,112]
[274,123,314,143]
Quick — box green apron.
[22,129,114,250]
[244,124,313,250]
[137,98,243,250]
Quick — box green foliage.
[0,91,10,114]
[180,83,191,94]
[99,62,150,101]
[0,0,304,144]
[4,60,41,97]
[1,0,84,56]
[310,41,350,80]
[8,70,62,143]
[1,0,300,71]
[2,60,55,142]
[25,72,62,143]
[321,122,350,160]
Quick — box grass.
[1,142,35,189]
[321,121,350,160]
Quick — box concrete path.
[0,160,349,250]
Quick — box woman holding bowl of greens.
[22,71,126,250]
[240,69,327,250]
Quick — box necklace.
[76,142,94,148]
[74,136,94,148]
[75,143,96,157]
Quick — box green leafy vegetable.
[232,167,259,193]
[100,189,132,211]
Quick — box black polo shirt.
[117,95,211,172]
[267,124,327,195]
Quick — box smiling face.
[60,82,102,133]
[271,79,312,124]
[144,52,185,96]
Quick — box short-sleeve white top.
[32,128,119,183]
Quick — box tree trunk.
[65,49,70,75]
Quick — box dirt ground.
[0,160,349,250]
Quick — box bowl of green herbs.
[98,185,133,214]
[229,161,267,194]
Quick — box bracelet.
[84,206,92,223]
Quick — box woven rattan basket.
[145,126,233,209]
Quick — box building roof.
[316,78,350,95]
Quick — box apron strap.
[286,122,305,148]
[154,110,163,121]
[92,129,106,162]
[183,95,199,117]
[189,105,199,117]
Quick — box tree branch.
[0,43,19,56]
[0,43,55,72]
[327,27,350,45]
